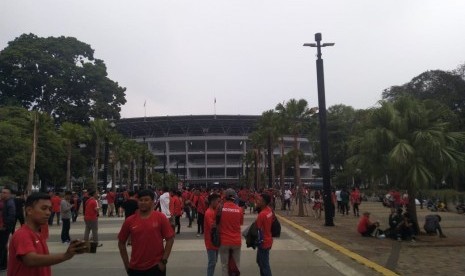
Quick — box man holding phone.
[8,192,87,276]
[118,189,174,276]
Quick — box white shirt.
[336,190,342,201]
[284,189,292,200]
[159,192,171,218]
[101,193,108,205]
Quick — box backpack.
[271,212,281,238]
[243,222,259,249]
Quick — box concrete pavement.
[28,212,359,276]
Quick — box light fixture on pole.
[304,32,335,226]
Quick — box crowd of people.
[0,185,279,276]
[0,183,455,275]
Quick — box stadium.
[116,115,317,187]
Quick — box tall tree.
[60,122,88,190]
[255,110,282,189]
[0,107,32,187]
[89,119,113,190]
[382,69,465,128]
[276,99,315,217]
[0,33,126,125]
[349,97,465,231]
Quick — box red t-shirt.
[238,190,248,202]
[357,215,370,234]
[256,206,273,249]
[51,196,61,213]
[118,211,175,270]
[351,190,361,204]
[196,195,207,215]
[219,201,243,246]
[181,191,191,202]
[191,195,199,210]
[84,198,98,221]
[107,192,116,204]
[8,225,51,276]
[172,196,182,216]
[204,207,218,250]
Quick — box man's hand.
[64,240,87,260]
[158,262,166,271]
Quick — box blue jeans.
[207,249,218,276]
[257,247,272,276]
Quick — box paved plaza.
[1,212,364,276]
[3,201,462,275]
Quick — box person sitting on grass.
[357,212,380,237]
[424,214,446,238]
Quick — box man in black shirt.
[121,191,138,219]
[14,191,26,231]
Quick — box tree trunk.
[112,161,117,191]
[26,112,38,195]
[280,139,286,210]
[271,151,275,188]
[66,143,72,191]
[294,135,304,217]
[406,184,420,234]
[93,138,100,191]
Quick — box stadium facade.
[116,115,317,187]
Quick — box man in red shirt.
[195,190,207,237]
[118,189,174,276]
[169,190,182,234]
[357,212,380,237]
[48,193,61,226]
[8,193,86,276]
[219,188,243,275]
[255,193,274,276]
[350,188,361,217]
[83,190,102,247]
[106,189,116,217]
[204,193,220,276]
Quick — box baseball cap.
[225,188,236,199]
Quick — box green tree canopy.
[0,33,126,125]
[348,97,465,230]
[382,69,465,127]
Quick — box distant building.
[116,115,318,187]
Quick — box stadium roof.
[116,115,260,138]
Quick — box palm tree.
[255,110,282,189]
[60,122,88,190]
[249,130,265,190]
[89,119,113,191]
[276,99,315,217]
[349,97,465,230]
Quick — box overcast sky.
[2,0,465,118]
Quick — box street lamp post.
[163,148,166,187]
[141,137,146,189]
[304,32,335,226]
[267,133,273,189]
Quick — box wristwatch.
[161,259,168,265]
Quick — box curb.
[276,214,399,276]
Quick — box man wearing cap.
[255,193,274,276]
[219,188,243,276]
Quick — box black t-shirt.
[122,199,138,218]
[14,197,25,217]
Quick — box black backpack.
[271,212,281,238]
